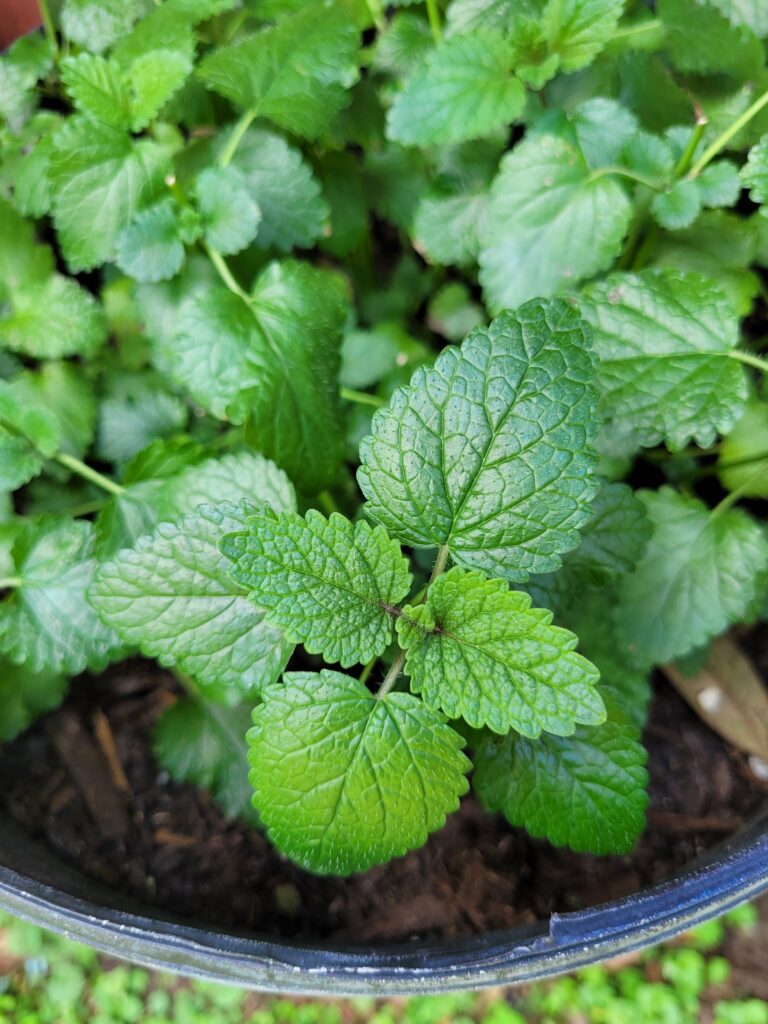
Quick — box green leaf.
[0,518,124,675]
[711,0,768,35]
[126,50,194,132]
[358,300,599,582]
[718,400,768,498]
[413,190,489,266]
[49,118,170,272]
[249,670,470,874]
[697,161,742,208]
[196,166,261,256]
[427,282,486,342]
[60,53,131,130]
[615,488,768,663]
[0,379,60,491]
[198,3,360,139]
[165,261,347,493]
[651,179,701,230]
[90,503,292,698]
[96,372,188,464]
[578,270,749,450]
[0,35,53,130]
[397,567,604,737]
[742,135,768,203]
[10,363,96,460]
[373,11,434,76]
[221,510,412,668]
[61,0,146,53]
[0,660,68,743]
[479,107,633,310]
[387,32,525,146]
[229,128,328,252]
[473,718,648,854]
[658,0,763,77]
[543,0,625,72]
[446,0,522,34]
[115,200,186,284]
[154,698,257,822]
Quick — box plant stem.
[339,387,385,408]
[318,490,341,516]
[38,0,58,55]
[0,577,22,589]
[429,544,450,584]
[608,18,662,42]
[673,116,708,178]
[218,109,258,168]
[587,165,664,190]
[359,657,377,686]
[712,460,768,517]
[204,243,251,303]
[425,0,442,44]
[729,350,768,374]
[54,453,125,496]
[689,86,768,177]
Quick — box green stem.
[587,166,664,191]
[54,453,125,496]
[609,18,662,42]
[712,449,768,473]
[0,577,22,590]
[425,0,442,44]
[673,116,708,178]
[219,109,258,169]
[204,243,251,303]
[38,0,58,55]
[172,670,251,773]
[429,544,450,585]
[359,657,377,686]
[729,350,768,374]
[689,86,768,177]
[339,387,385,408]
[712,460,768,517]
[318,490,341,516]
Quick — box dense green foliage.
[3,0,768,875]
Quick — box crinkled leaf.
[165,261,347,493]
[0,660,68,743]
[397,567,604,737]
[249,670,470,874]
[116,200,186,284]
[658,0,763,76]
[96,372,188,464]
[198,3,360,139]
[222,510,412,668]
[154,698,257,822]
[127,50,193,132]
[711,0,768,35]
[358,300,599,582]
[0,35,53,130]
[578,270,748,450]
[10,363,96,460]
[61,0,146,53]
[387,32,525,146]
[90,503,292,698]
[196,166,261,256]
[544,0,625,72]
[60,53,132,130]
[0,518,124,675]
[0,379,60,491]
[49,118,170,272]
[615,488,768,663]
[1,273,107,360]
[742,135,768,203]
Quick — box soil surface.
[1,655,766,944]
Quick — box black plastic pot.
[1,807,767,995]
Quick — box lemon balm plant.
[2,0,768,877]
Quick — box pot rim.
[1,809,767,995]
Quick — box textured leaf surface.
[197,166,260,255]
[0,660,68,743]
[358,301,599,581]
[544,0,625,72]
[615,488,768,663]
[578,270,748,450]
[60,53,132,129]
[413,191,488,266]
[397,568,604,737]
[115,200,186,284]
[742,135,768,204]
[658,0,763,75]
[479,119,632,310]
[0,379,60,491]
[11,362,96,459]
[198,4,360,139]
[651,180,701,230]
[249,670,470,874]
[387,32,524,146]
[165,261,347,492]
[154,698,257,821]
[222,510,411,668]
[90,503,292,697]
[61,0,145,53]
[0,519,123,674]
[473,718,648,854]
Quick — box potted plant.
[1,0,768,994]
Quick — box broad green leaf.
[60,54,132,130]
[154,698,257,822]
[544,0,625,71]
[387,32,525,146]
[340,322,429,390]
[0,380,60,491]
[742,135,768,203]
[61,0,146,53]
[718,401,768,498]
[96,372,188,464]
[0,660,68,743]
[473,718,648,854]
[221,510,412,668]
[658,0,763,77]
[10,363,96,460]
[578,270,749,450]
[0,518,124,675]
[249,670,470,874]
[479,108,633,310]
[198,3,360,139]
[397,567,604,737]
[446,0,523,34]
[90,503,292,698]
[615,488,768,663]
[373,12,434,76]
[229,128,328,251]
[115,200,186,284]
[196,166,261,256]
[126,50,194,132]
[165,261,347,493]
[358,301,599,582]
[413,191,489,266]
[3,112,61,219]
[697,161,742,208]
[651,179,701,230]
[49,118,170,272]
[711,0,768,35]
[0,198,53,295]
[0,35,53,130]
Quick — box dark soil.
[0,655,766,944]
